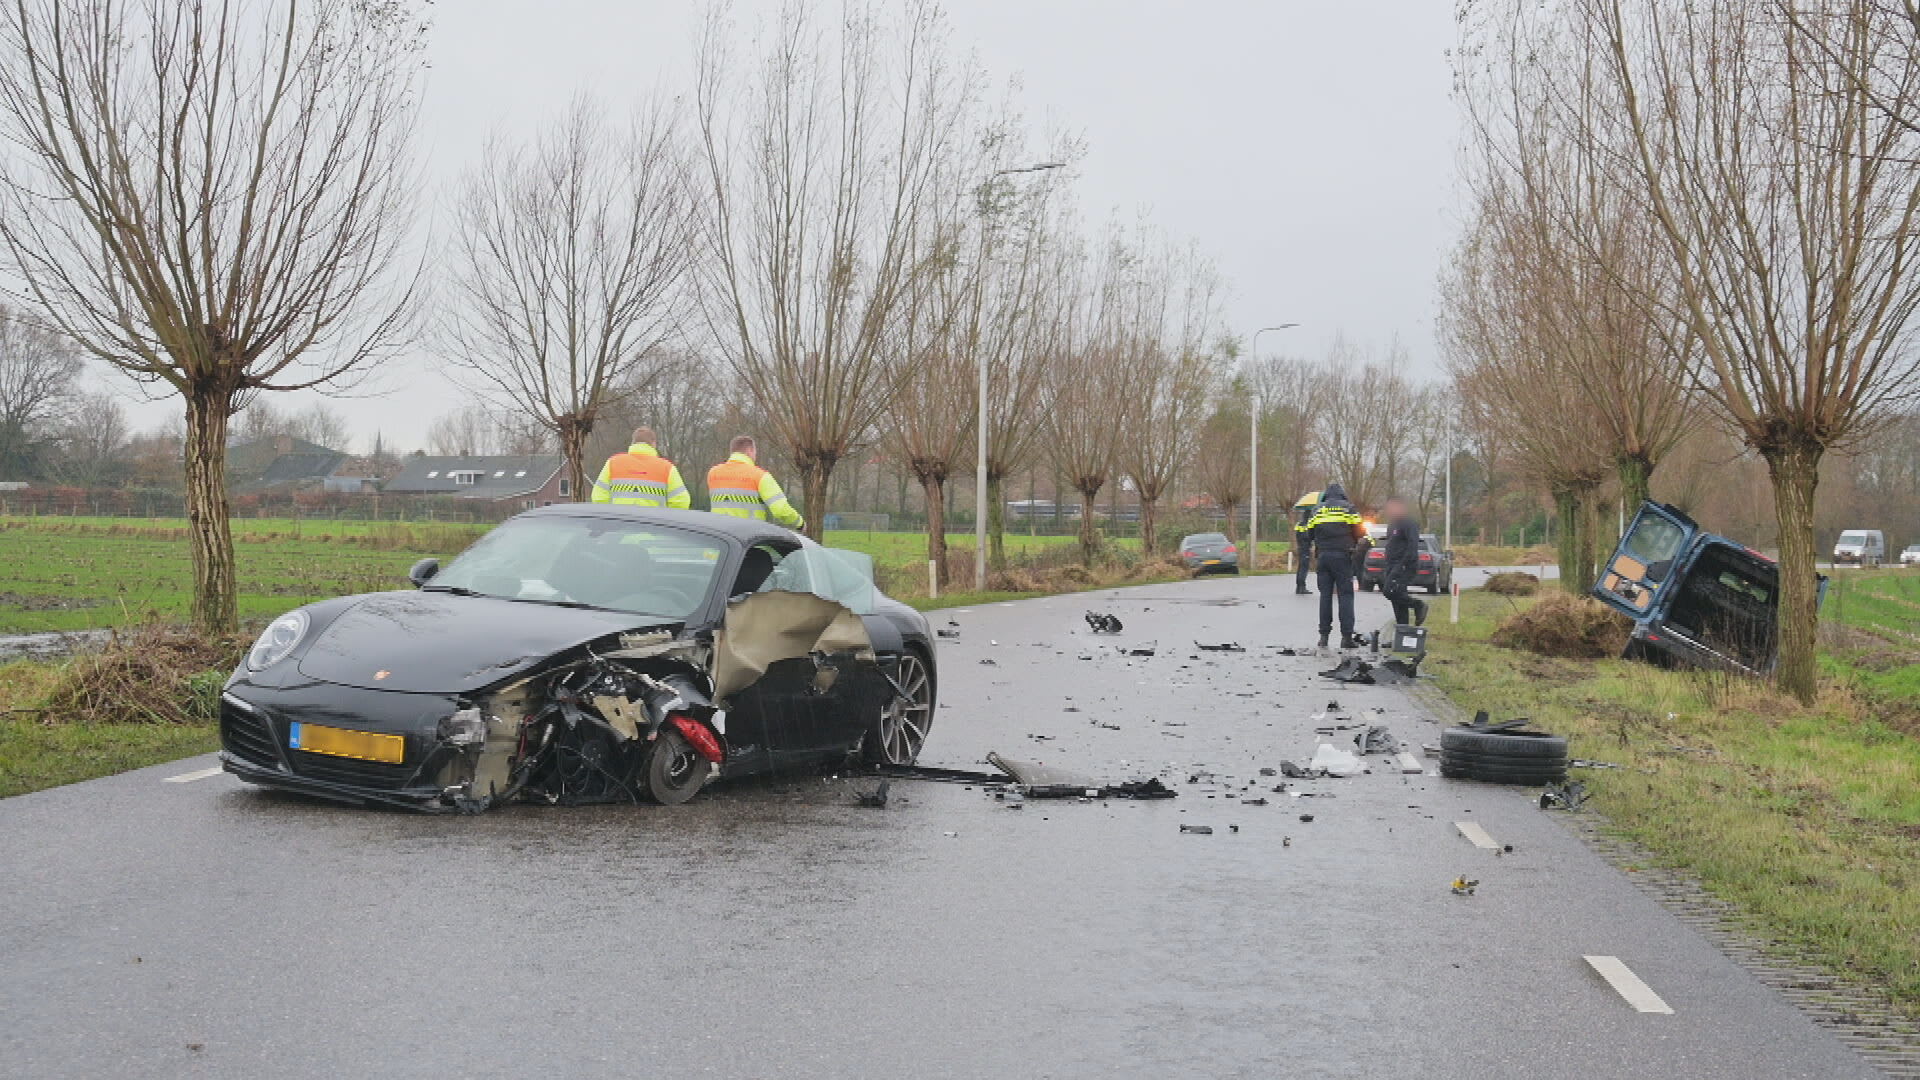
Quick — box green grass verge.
[1425,580,1920,1010]
[0,716,217,799]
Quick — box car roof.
[513,503,803,548]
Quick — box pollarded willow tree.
[1582,0,1920,701]
[444,96,696,501]
[1043,227,1136,565]
[0,0,425,633]
[1113,232,1223,557]
[694,1,981,540]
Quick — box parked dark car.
[1179,532,1240,574]
[220,507,937,812]
[1593,501,1820,675]
[1360,533,1453,594]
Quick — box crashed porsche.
[219,507,937,811]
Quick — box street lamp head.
[992,162,1067,177]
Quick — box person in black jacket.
[1379,496,1429,627]
[1305,482,1366,648]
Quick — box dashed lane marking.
[1584,955,1675,1014]
[163,766,224,784]
[1455,821,1499,849]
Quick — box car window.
[1622,515,1688,581]
[1839,531,1870,544]
[758,545,878,615]
[428,516,724,619]
[1184,533,1227,545]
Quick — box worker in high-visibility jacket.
[706,435,804,530]
[590,427,691,509]
[1292,490,1322,596]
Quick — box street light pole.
[1246,324,1298,573]
[975,162,1064,592]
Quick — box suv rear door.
[1595,502,1697,622]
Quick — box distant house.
[231,435,346,494]
[382,455,570,507]
[324,455,403,494]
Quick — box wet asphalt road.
[0,568,1876,1080]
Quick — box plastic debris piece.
[1354,725,1400,755]
[1298,813,1315,823]
[1195,641,1246,652]
[852,780,890,808]
[1309,743,1365,777]
[1180,824,1214,835]
[1084,612,1124,634]
[1451,876,1479,896]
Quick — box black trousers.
[1294,540,1311,588]
[1382,566,1425,626]
[1316,550,1356,637]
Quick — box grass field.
[1425,572,1920,1010]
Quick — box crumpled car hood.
[296,591,670,693]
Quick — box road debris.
[1309,743,1365,777]
[1299,813,1315,823]
[1571,759,1622,770]
[1540,780,1589,810]
[1084,612,1124,634]
[1353,725,1400,755]
[937,627,961,639]
[1318,656,1376,684]
[1124,644,1157,657]
[1194,641,1246,652]
[851,780,891,808]
[1451,876,1479,896]
[1180,824,1214,835]
[1277,760,1312,778]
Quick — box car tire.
[1439,726,1570,785]
[1428,578,1442,595]
[643,729,708,805]
[863,650,935,766]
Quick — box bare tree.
[445,95,694,500]
[1191,391,1251,544]
[0,303,81,478]
[0,0,424,632]
[1114,236,1221,556]
[426,402,552,458]
[48,388,124,487]
[586,350,729,503]
[695,1,981,539]
[1583,0,1920,700]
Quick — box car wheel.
[1439,726,1569,785]
[864,651,935,766]
[643,729,708,805]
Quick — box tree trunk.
[1617,454,1652,514]
[1139,494,1160,557]
[1220,499,1241,545]
[796,459,831,541]
[1570,486,1601,594]
[1076,486,1101,565]
[1552,487,1581,596]
[184,387,239,634]
[919,472,948,586]
[557,415,593,504]
[1763,439,1823,705]
[986,471,1007,571]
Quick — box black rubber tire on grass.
[1439,726,1570,785]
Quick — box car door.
[1594,502,1698,621]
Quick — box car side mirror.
[408,558,440,588]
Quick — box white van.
[1833,529,1886,567]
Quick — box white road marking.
[1455,821,1499,849]
[163,766,223,784]
[1394,751,1423,774]
[1584,955,1675,1014]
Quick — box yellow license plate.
[1203,559,1220,565]
[289,722,404,764]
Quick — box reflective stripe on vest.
[600,452,675,507]
[707,460,770,520]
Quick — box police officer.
[1378,495,1429,627]
[1305,482,1366,648]
[1292,490,1321,595]
[590,426,691,508]
[706,435,805,530]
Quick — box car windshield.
[425,516,724,619]
[1839,531,1870,544]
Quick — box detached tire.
[1439,726,1569,785]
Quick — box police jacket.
[1306,497,1365,556]
[1383,514,1421,575]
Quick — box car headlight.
[247,610,310,671]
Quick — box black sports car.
[220,506,937,811]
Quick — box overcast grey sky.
[107,1,1463,450]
